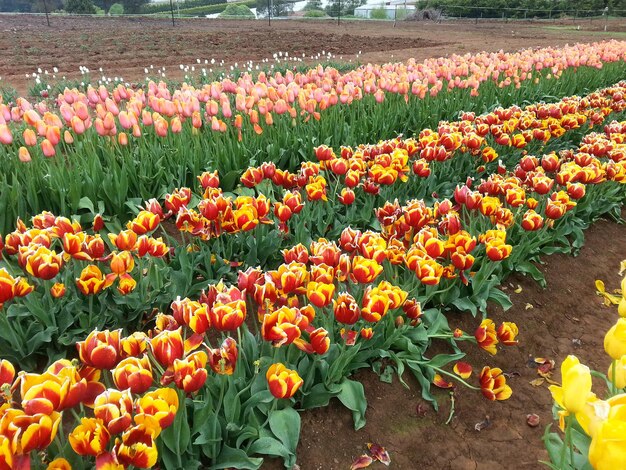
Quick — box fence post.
[337,0,341,25]
[268,0,271,26]
[43,0,51,26]
[393,5,397,27]
[169,0,175,26]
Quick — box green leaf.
[336,379,367,430]
[248,436,291,460]
[77,196,95,213]
[426,353,466,369]
[300,383,335,409]
[515,261,546,288]
[212,445,263,470]
[451,297,477,316]
[487,288,512,311]
[269,407,301,456]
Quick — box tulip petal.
[367,443,391,465]
[433,373,454,388]
[453,362,473,379]
[350,454,373,470]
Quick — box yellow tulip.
[575,395,608,438]
[548,355,592,413]
[605,318,626,360]
[608,356,626,390]
[618,298,626,318]
[589,403,626,470]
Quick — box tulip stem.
[445,391,455,425]
[611,359,617,396]
[88,295,94,330]
[407,361,479,391]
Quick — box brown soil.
[268,215,625,470]
[1,15,625,95]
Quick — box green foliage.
[303,8,326,16]
[255,0,293,17]
[302,0,321,10]
[108,1,123,13]
[422,0,624,18]
[370,5,388,19]
[140,0,223,13]
[120,0,146,13]
[219,3,255,17]
[325,0,365,17]
[64,0,97,13]
[171,0,254,16]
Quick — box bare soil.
[0,15,625,95]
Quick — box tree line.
[421,0,625,17]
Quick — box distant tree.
[303,0,321,10]
[64,0,97,13]
[0,0,33,12]
[109,2,124,13]
[121,0,147,13]
[325,0,364,16]
[256,0,294,17]
[30,0,64,12]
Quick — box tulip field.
[0,19,625,469]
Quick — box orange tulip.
[76,265,107,295]
[134,388,179,430]
[150,328,184,367]
[108,230,138,251]
[306,281,335,308]
[485,239,512,262]
[47,458,72,470]
[207,337,238,375]
[18,146,31,163]
[69,417,110,456]
[127,211,160,235]
[77,329,122,370]
[110,251,135,275]
[496,322,519,346]
[352,256,383,284]
[0,408,61,453]
[93,389,133,435]
[170,351,208,394]
[115,425,159,469]
[479,366,512,401]
[113,356,153,394]
[0,360,14,387]
[25,245,62,280]
[262,306,305,347]
[333,292,360,325]
[309,327,330,355]
[475,319,498,355]
[361,286,392,323]
[266,363,303,399]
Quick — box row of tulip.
[1,80,625,368]
[1,115,623,467]
[0,42,625,233]
[0,85,624,468]
[0,233,521,469]
[544,270,626,469]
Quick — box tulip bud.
[605,318,626,360]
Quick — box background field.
[1,14,625,94]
